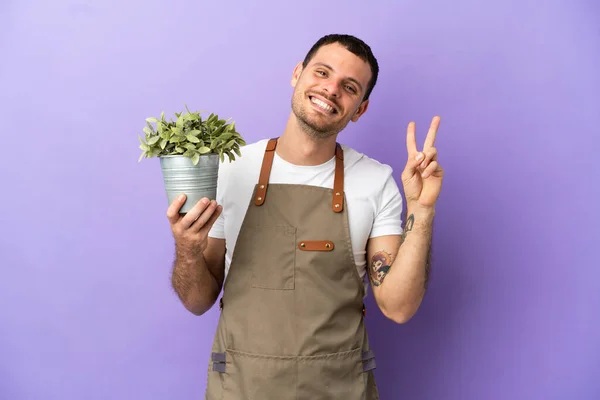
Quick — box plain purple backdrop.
[1,1,599,399]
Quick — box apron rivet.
[336,192,340,196]
[260,185,265,189]
[257,197,262,201]
[326,243,331,248]
[300,243,305,247]
[335,204,340,208]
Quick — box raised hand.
[166,195,223,254]
[400,116,444,209]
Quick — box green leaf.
[186,135,200,143]
[147,135,160,145]
[219,132,233,141]
[150,147,162,156]
[212,125,227,137]
[191,153,200,165]
[139,107,245,163]
[176,116,184,128]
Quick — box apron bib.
[205,138,379,400]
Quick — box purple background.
[1,1,599,399]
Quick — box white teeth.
[311,97,334,113]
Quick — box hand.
[401,116,444,210]
[166,194,223,254]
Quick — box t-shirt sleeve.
[208,210,225,239]
[369,170,404,238]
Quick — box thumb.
[403,152,424,176]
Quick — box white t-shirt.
[209,139,404,293]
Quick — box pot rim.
[158,153,219,158]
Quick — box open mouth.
[309,96,338,114]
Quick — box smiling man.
[166,34,443,399]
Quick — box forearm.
[379,207,434,321]
[171,243,221,316]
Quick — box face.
[290,43,372,139]
[373,260,383,271]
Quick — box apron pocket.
[250,224,296,290]
[222,349,297,400]
[296,348,366,400]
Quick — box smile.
[309,96,337,114]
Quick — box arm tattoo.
[369,213,429,288]
[399,213,415,247]
[370,250,393,286]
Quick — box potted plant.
[138,105,245,213]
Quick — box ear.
[351,99,370,122]
[291,62,303,88]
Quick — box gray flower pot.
[159,154,220,214]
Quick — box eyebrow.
[313,62,364,92]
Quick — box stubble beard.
[291,91,350,140]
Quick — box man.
[166,34,443,399]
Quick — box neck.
[276,113,338,166]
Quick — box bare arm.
[367,207,433,323]
[368,116,443,323]
[167,194,226,316]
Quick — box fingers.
[166,194,186,224]
[406,121,418,155]
[418,147,438,169]
[403,146,439,181]
[403,150,426,178]
[190,200,221,232]
[192,202,223,233]
[421,161,442,179]
[407,116,440,154]
[180,198,212,230]
[424,116,440,149]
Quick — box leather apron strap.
[254,138,345,212]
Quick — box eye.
[345,85,357,93]
[315,69,327,76]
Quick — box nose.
[322,80,341,97]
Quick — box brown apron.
[205,138,379,400]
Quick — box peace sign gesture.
[401,116,444,209]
